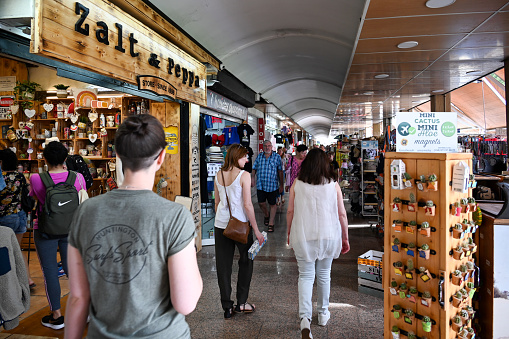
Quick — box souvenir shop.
[0,0,212,249]
[200,89,256,245]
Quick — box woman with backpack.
[29,141,86,330]
[0,149,34,288]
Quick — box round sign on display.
[398,122,412,136]
[441,121,455,137]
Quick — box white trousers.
[297,257,333,320]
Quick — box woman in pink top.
[285,144,308,191]
[29,141,85,330]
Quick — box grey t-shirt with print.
[69,189,195,338]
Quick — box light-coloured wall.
[28,66,89,91]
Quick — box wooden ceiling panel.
[444,47,509,62]
[365,0,509,19]
[352,50,447,65]
[355,34,465,53]
[456,32,509,49]
[360,13,493,39]
[476,10,509,33]
[348,62,431,74]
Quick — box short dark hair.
[298,148,336,184]
[0,149,18,171]
[296,144,308,153]
[115,114,167,172]
[43,141,68,167]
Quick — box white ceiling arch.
[150,0,369,137]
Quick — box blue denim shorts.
[0,211,27,234]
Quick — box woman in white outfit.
[286,148,350,339]
[214,144,265,319]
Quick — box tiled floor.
[3,199,384,338]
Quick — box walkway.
[2,199,384,338]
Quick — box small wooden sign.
[137,75,177,100]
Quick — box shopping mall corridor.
[2,199,384,339]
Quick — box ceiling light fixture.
[466,70,482,75]
[431,89,444,93]
[425,0,456,8]
[363,91,374,95]
[397,41,419,49]
[374,74,389,79]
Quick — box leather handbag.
[221,170,250,244]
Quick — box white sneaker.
[318,311,330,326]
[300,318,313,339]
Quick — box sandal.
[268,225,274,232]
[264,217,269,226]
[235,302,256,313]
[224,307,234,319]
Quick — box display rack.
[361,140,379,217]
[384,152,478,339]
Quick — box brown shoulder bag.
[221,170,251,244]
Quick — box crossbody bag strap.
[220,170,233,218]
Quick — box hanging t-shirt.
[204,115,213,129]
[237,124,255,147]
[287,132,293,144]
[222,126,240,145]
[274,134,284,144]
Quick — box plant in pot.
[452,270,463,286]
[398,282,407,299]
[419,266,431,282]
[407,220,417,234]
[453,223,464,239]
[468,236,477,253]
[407,192,417,211]
[13,80,41,100]
[427,173,438,190]
[390,280,398,295]
[394,261,404,277]
[407,242,416,257]
[452,290,463,308]
[466,327,475,339]
[462,241,470,254]
[425,200,435,216]
[392,238,401,252]
[459,288,468,300]
[422,315,432,333]
[453,244,464,260]
[459,309,469,324]
[421,290,432,307]
[465,282,476,298]
[452,315,463,332]
[393,219,403,232]
[392,197,402,212]
[54,84,70,98]
[407,331,417,339]
[451,201,461,216]
[458,328,469,339]
[460,197,469,213]
[459,264,468,278]
[419,243,430,259]
[464,305,475,318]
[466,261,475,278]
[467,197,477,212]
[391,326,400,339]
[409,286,418,302]
[416,174,427,191]
[461,218,471,232]
[392,304,401,319]
[404,308,415,323]
[403,172,414,188]
[420,221,431,237]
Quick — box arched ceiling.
[149,0,369,139]
[149,0,509,139]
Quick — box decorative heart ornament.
[70,124,78,131]
[24,109,36,118]
[43,103,54,112]
[10,104,19,115]
[88,134,98,143]
[70,113,79,124]
[88,112,98,122]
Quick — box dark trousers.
[214,227,254,311]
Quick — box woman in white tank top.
[214,144,264,319]
[286,148,350,339]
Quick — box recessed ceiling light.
[432,89,444,93]
[363,91,374,95]
[425,0,456,8]
[375,74,389,79]
[397,41,419,49]
[466,70,482,75]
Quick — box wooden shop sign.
[31,0,206,106]
[137,75,176,100]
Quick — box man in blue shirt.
[252,140,284,232]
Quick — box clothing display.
[237,123,255,147]
[69,190,195,338]
[222,126,240,145]
[274,133,284,144]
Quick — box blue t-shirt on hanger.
[222,126,240,145]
